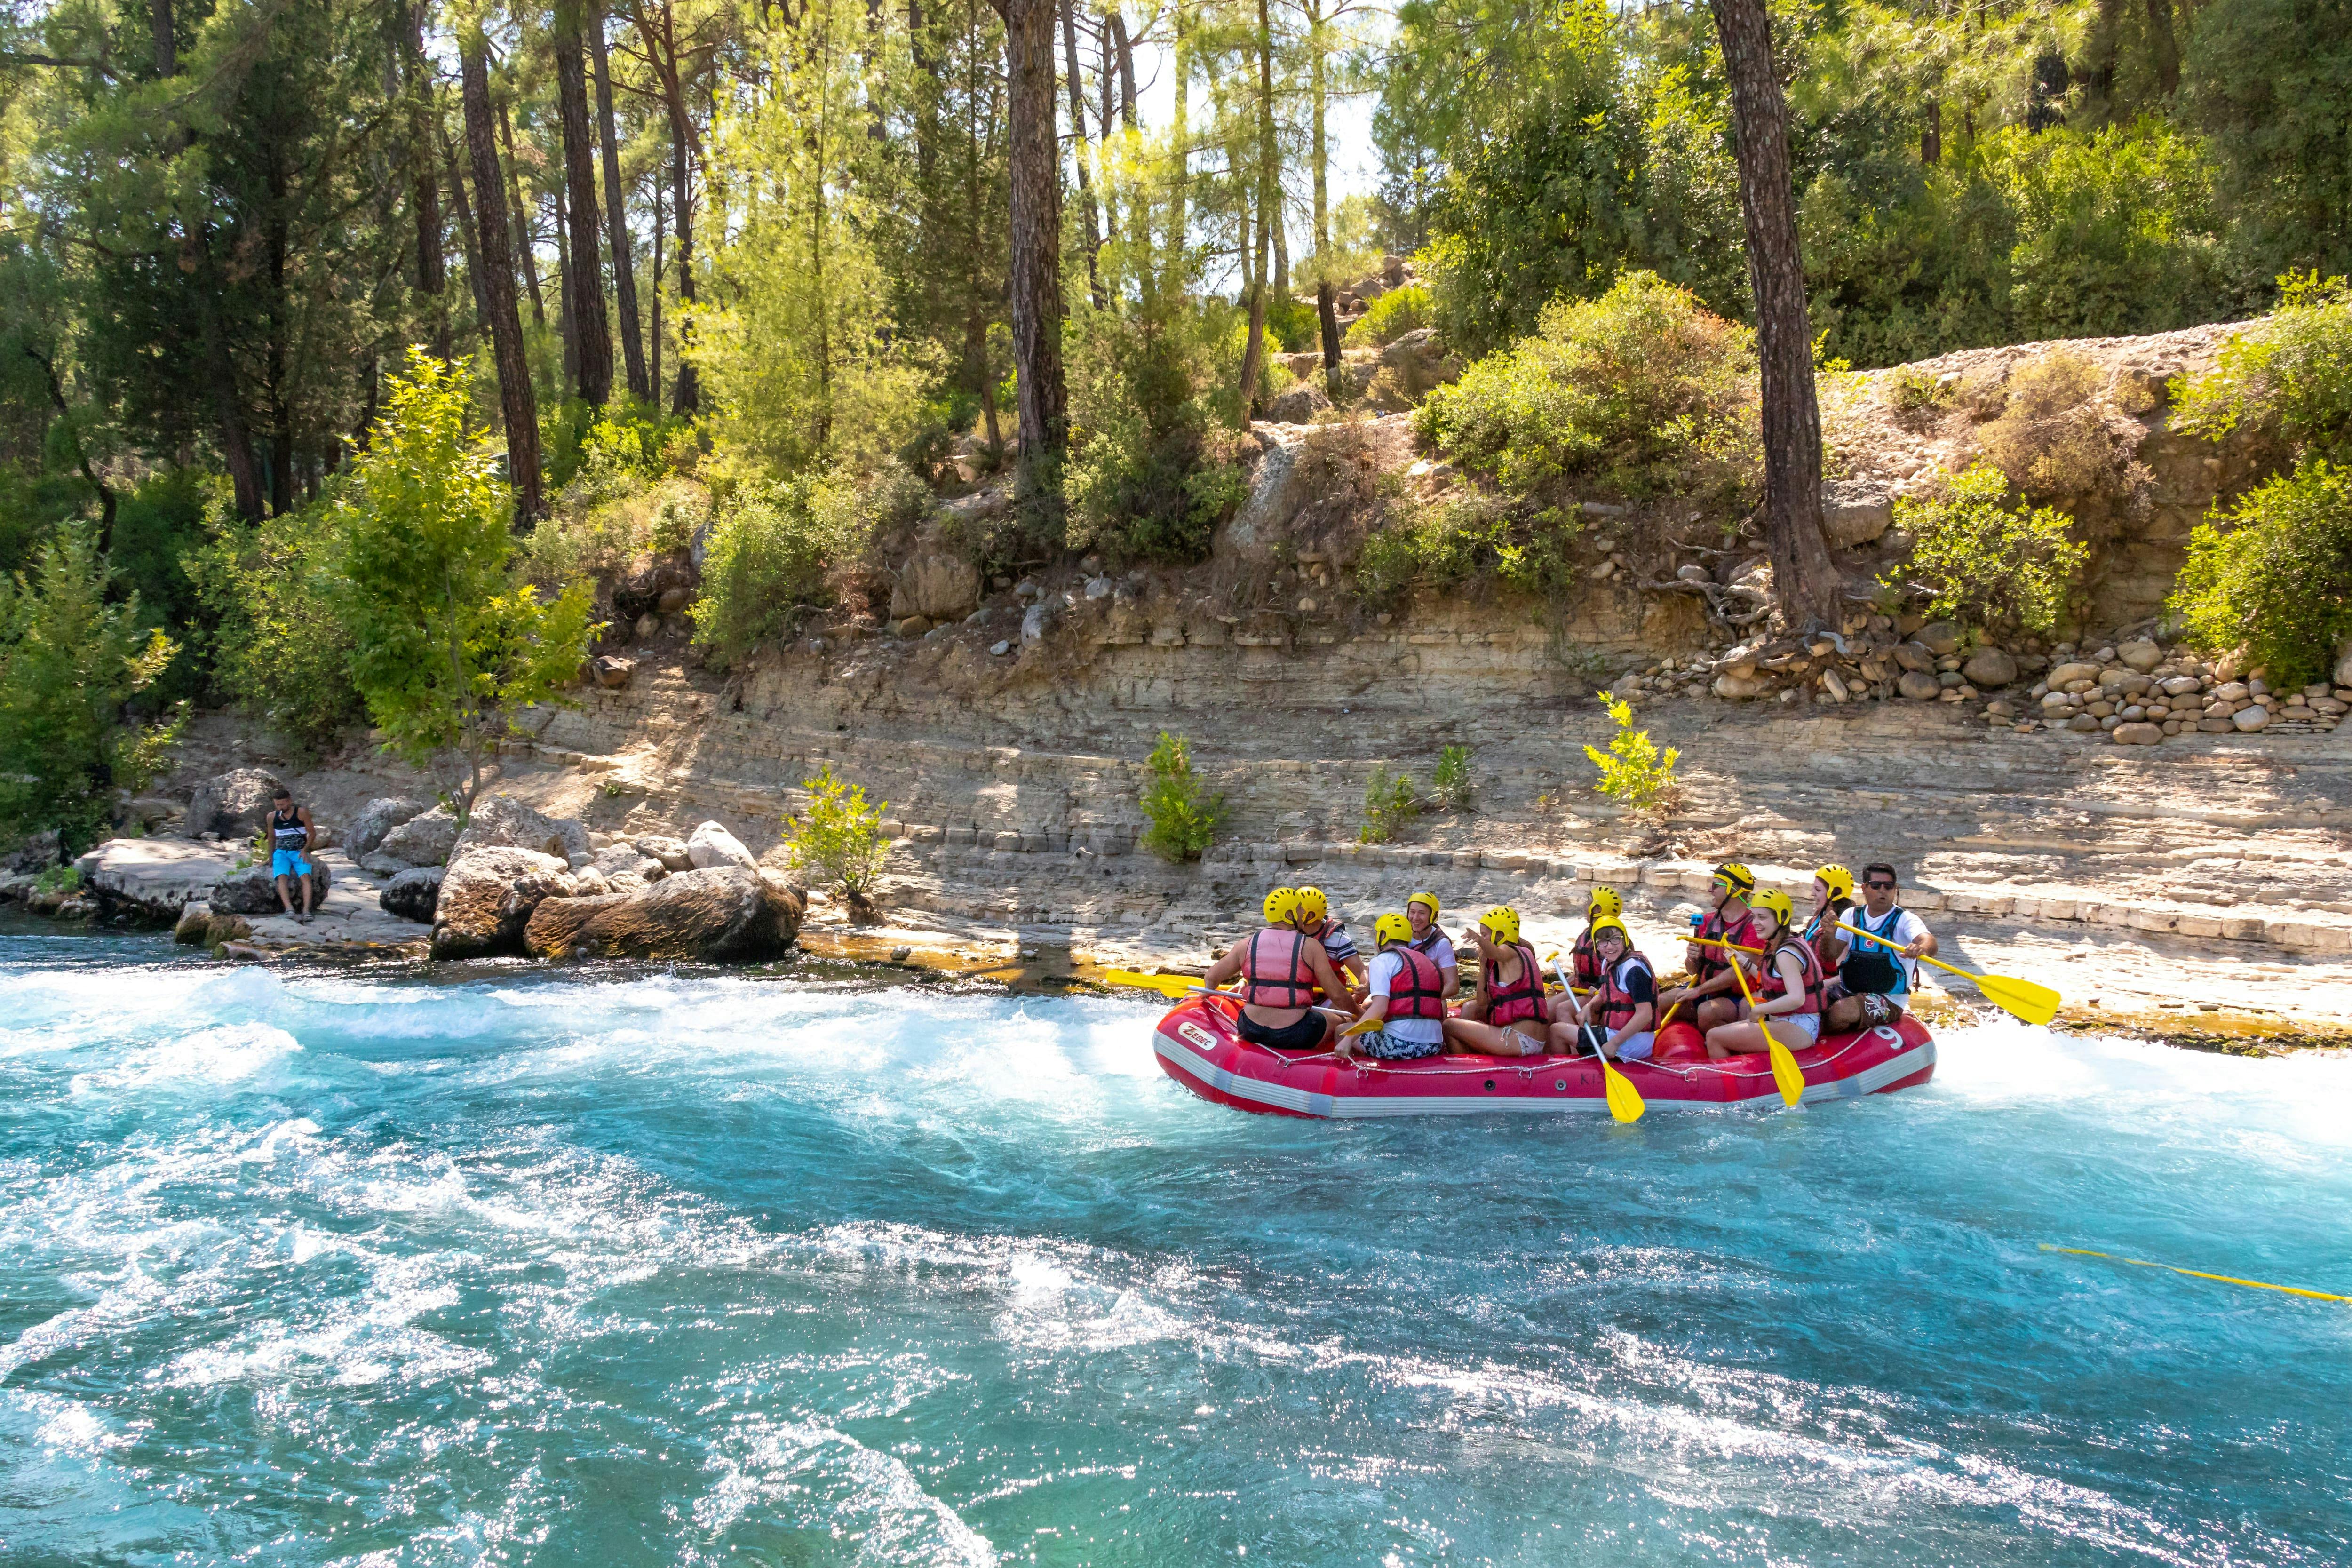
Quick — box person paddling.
[1703,889,1825,1059]
[1295,886,1365,1001]
[1657,863,1760,1030]
[1444,906,1550,1058]
[265,786,318,924]
[1337,914,1448,1064]
[1558,916,1656,1061]
[1823,863,1937,1032]
[1201,887,1351,1053]
[1403,891,1459,998]
[1804,863,1855,973]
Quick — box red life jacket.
[1484,940,1548,1028]
[1240,928,1317,1009]
[1758,937,1829,1015]
[1591,951,1654,1033]
[1381,945,1446,1021]
[1692,908,1760,981]
[1570,929,1605,991]
[1801,904,1850,971]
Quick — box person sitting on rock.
[1559,916,1656,1062]
[1444,906,1551,1058]
[1804,864,1855,974]
[1823,863,1936,1032]
[1295,886,1365,1002]
[1704,889,1826,1059]
[1202,887,1351,1053]
[1657,863,1760,1030]
[265,786,318,924]
[1403,891,1459,997]
[1337,914,1449,1063]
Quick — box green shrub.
[1974,351,2124,499]
[1416,271,1759,501]
[1430,744,1473,811]
[1344,283,1433,349]
[783,764,891,909]
[1353,492,1573,604]
[1139,732,1226,862]
[1583,692,1678,816]
[1358,763,1420,844]
[33,863,83,896]
[1895,464,2088,635]
[524,478,711,590]
[1065,302,1244,564]
[2170,457,2352,689]
[2174,273,2352,462]
[1265,293,1319,353]
[690,462,925,668]
[0,526,183,853]
[181,501,365,755]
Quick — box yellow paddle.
[1103,969,1219,999]
[1834,920,2060,1026]
[1725,946,1807,1108]
[1553,956,1645,1123]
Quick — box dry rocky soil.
[30,317,2352,1048]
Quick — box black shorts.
[1237,1011,1329,1051]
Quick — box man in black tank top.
[265,786,318,922]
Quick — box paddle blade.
[1601,1059,1645,1123]
[1339,1014,1383,1038]
[1103,969,1204,999]
[1974,971,2061,1026]
[1766,1035,1806,1108]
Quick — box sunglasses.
[1865,880,1896,890]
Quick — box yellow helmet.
[1263,887,1301,925]
[1478,905,1521,944]
[1750,887,1796,930]
[1373,912,1414,947]
[1295,886,1329,921]
[1588,915,1630,948]
[1814,863,1854,902]
[1406,890,1440,918]
[1585,886,1623,919]
[1713,861,1756,897]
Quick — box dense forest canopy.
[0,0,2348,844]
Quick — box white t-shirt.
[1844,905,1928,992]
[1408,931,1457,972]
[1367,950,1447,1045]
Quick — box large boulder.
[1265,380,1332,424]
[451,795,590,863]
[209,858,332,916]
[686,820,757,870]
[7,829,61,875]
[430,847,575,959]
[379,865,445,923]
[1377,328,1463,400]
[887,531,983,622]
[2335,640,2352,689]
[593,841,666,882]
[378,805,460,867]
[632,834,691,872]
[1820,481,1894,549]
[1897,670,1944,701]
[346,797,429,858]
[185,768,284,841]
[1962,648,2020,689]
[523,867,804,962]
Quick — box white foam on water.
[692,1414,997,1567]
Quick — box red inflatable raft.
[1152,995,1936,1117]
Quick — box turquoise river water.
[0,924,2347,1566]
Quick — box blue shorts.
[271,849,313,879]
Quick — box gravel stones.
[2046,661,2102,687]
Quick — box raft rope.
[2039,1245,2349,1305]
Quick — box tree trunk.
[441,127,495,336]
[1236,0,1275,415]
[590,9,648,399]
[554,0,612,405]
[650,174,663,400]
[633,0,701,416]
[2144,0,2180,95]
[403,2,448,359]
[1308,0,1327,253]
[1707,0,1839,628]
[461,34,547,527]
[991,0,1066,515]
[1921,98,1941,164]
[1317,279,1340,389]
[554,178,580,394]
[151,0,173,74]
[1167,0,1187,290]
[1111,7,1136,128]
[1059,0,1104,308]
[496,96,546,324]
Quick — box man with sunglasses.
[1823,863,1937,1032]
